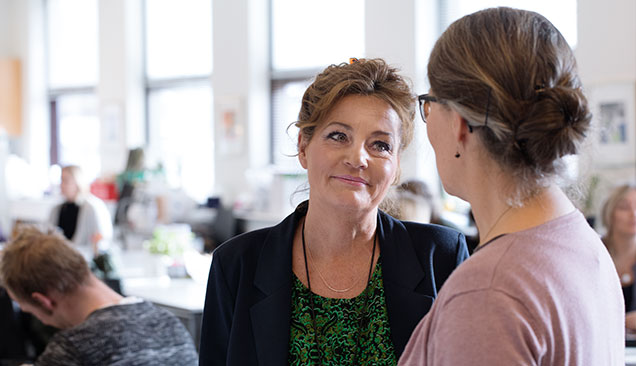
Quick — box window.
[53,94,100,178]
[145,0,213,203]
[46,0,100,176]
[270,0,365,169]
[46,0,99,88]
[147,84,214,201]
[441,0,577,47]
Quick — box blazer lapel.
[250,207,303,366]
[378,212,435,356]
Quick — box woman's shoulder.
[213,226,274,263]
[80,194,109,212]
[213,210,298,264]
[380,212,467,262]
[381,211,464,241]
[404,221,464,241]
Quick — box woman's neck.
[303,200,377,259]
[607,231,636,258]
[471,184,575,246]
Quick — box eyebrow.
[325,121,395,139]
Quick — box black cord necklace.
[301,217,378,366]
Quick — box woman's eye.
[373,141,392,153]
[617,202,631,210]
[327,131,347,142]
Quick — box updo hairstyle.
[428,7,592,201]
[295,58,415,153]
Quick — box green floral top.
[288,259,397,366]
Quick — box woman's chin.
[321,194,379,213]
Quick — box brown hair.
[296,58,415,154]
[428,7,592,202]
[0,225,90,304]
[601,184,636,237]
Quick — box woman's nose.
[344,143,369,169]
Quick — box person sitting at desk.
[199,58,469,366]
[49,165,113,257]
[0,225,198,365]
[601,184,636,329]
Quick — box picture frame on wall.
[216,96,245,157]
[586,82,636,168]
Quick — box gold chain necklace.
[306,241,361,293]
[480,205,513,245]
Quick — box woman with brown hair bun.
[399,7,624,365]
[199,58,469,366]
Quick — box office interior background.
[0,0,634,240]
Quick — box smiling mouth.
[333,175,369,185]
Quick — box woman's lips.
[332,175,369,185]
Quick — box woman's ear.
[298,134,308,169]
[451,111,471,144]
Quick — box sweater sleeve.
[35,334,83,366]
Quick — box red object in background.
[90,180,119,201]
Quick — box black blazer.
[199,203,468,365]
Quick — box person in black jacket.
[199,58,469,366]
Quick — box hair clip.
[484,88,492,126]
[349,57,359,64]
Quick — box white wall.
[576,0,636,218]
[577,0,636,84]
[0,0,48,173]
[0,0,18,56]
[212,0,270,204]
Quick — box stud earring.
[455,152,460,158]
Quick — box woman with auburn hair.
[399,7,624,365]
[199,58,468,366]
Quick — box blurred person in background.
[391,180,438,224]
[391,179,479,251]
[399,7,624,365]
[0,225,198,365]
[49,165,112,258]
[601,184,636,329]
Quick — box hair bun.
[516,85,592,167]
[543,85,591,129]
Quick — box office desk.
[122,277,207,349]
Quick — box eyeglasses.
[417,94,443,123]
